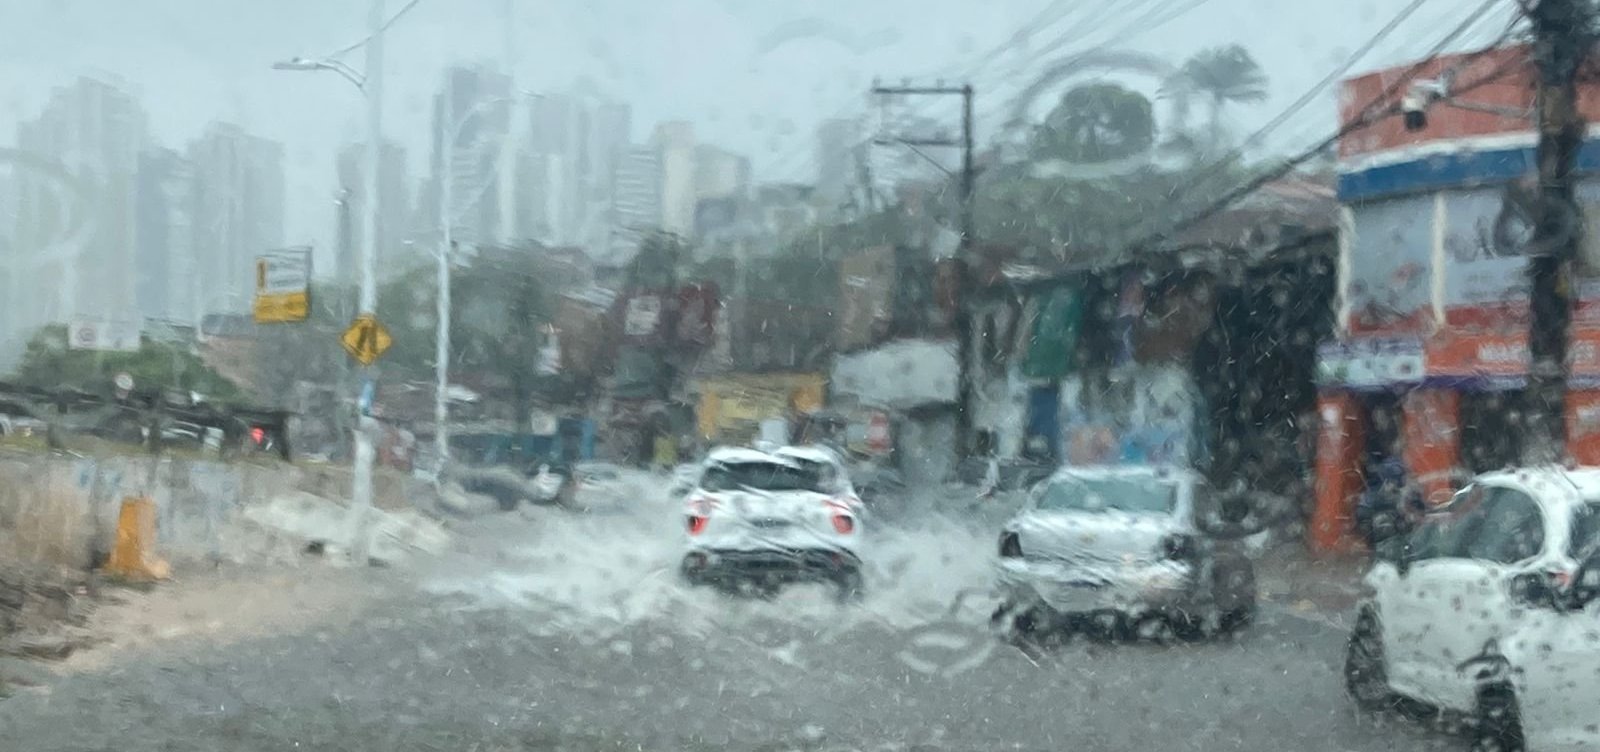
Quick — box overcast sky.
[6,0,1520,251]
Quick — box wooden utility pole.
[870,82,978,455]
[1525,0,1593,463]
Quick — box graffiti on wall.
[1061,366,1205,467]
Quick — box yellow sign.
[341,314,393,366]
[253,248,312,323]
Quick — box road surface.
[0,483,1458,751]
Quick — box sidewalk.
[1255,546,1370,627]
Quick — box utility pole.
[1525,0,1593,463]
[350,0,385,560]
[870,82,977,456]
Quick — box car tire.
[1345,609,1393,712]
[992,601,1057,647]
[1471,684,1525,752]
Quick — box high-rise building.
[187,121,286,318]
[337,140,411,278]
[694,145,751,203]
[815,118,860,215]
[652,121,697,237]
[429,65,512,248]
[608,145,663,266]
[7,76,148,352]
[135,147,195,322]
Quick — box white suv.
[678,447,865,601]
[1346,466,1600,717]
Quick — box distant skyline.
[8,0,1522,255]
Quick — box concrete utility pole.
[870,82,977,456]
[1525,0,1593,463]
[350,0,386,559]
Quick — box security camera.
[1402,74,1453,132]
[1402,92,1429,131]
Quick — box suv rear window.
[701,461,827,493]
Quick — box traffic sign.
[340,314,393,366]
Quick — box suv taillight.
[831,514,855,534]
[999,532,1023,558]
[687,515,709,535]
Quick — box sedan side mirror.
[1509,572,1560,610]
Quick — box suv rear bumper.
[682,547,861,585]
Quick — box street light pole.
[435,72,456,478]
[348,0,385,561]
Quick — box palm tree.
[1165,45,1269,156]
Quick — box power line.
[323,0,427,60]
[1130,13,1530,253]
[1145,0,1441,210]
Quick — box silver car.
[992,466,1256,641]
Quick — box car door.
[1413,485,1547,710]
[1511,604,1600,752]
[1377,487,1492,705]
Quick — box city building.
[1310,43,1600,551]
[186,121,287,318]
[7,76,148,356]
[428,64,512,249]
[608,144,663,266]
[336,140,412,278]
[814,117,860,216]
[693,144,751,203]
[652,121,697,236]
[134,147,195,322]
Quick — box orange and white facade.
[1313,45,1600,552]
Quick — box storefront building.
[1313,45,1600,552]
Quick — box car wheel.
[1471,685,1524,752]
[1345,609,1392,712]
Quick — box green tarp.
[1023,285,1083,379]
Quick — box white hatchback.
[1346,466,1600,716]
[678,447,865,601]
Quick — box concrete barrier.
[0,453,433,572]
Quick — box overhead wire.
[322,0,428,60]
[1126,0,1529,251]
[1138,0,1440,213]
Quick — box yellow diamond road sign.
[340,314,392,366]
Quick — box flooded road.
[0,483,1453,751]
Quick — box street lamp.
[271,57,366,91]
[271,0,386,563]
[432,88,539,478]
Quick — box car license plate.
[748,517,792,529]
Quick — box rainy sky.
[6,0,1515,251]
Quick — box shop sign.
[1425,331,1529,387]
[1315,339,1425,388]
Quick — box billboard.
[1345,195,1434,335]
[253,247,312,323]
[1438,188,1528,329]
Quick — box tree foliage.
[10,324,241,400]
[1033,84,1156,165]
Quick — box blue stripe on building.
[1338,139,1600,202]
